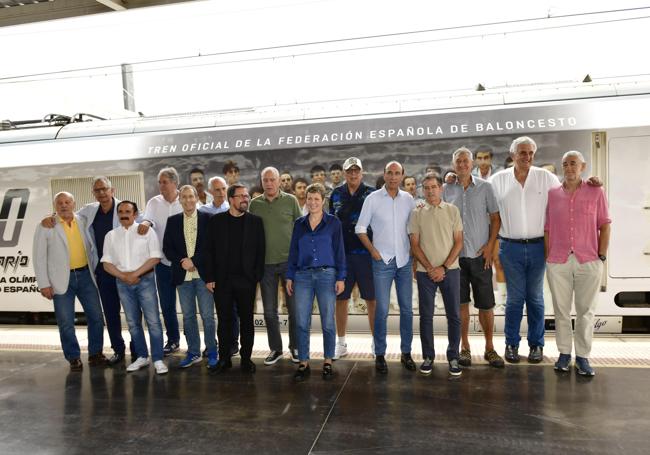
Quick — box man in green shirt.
[249,166,303,365]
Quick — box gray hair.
[92,176,112,189]
[562,150,586,163]
[158,167,179,184]
[54,191,74,202]
[452,147,473,163]
[179,184,198,197]
[208,176,227,188]
[261,166,280,179]
[509,136,537,155]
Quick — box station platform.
[0,327,648,454]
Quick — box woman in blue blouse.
[287,183,346,381]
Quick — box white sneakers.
[126,357,168,375]
[334,342,348,360]
[126,357,150,372]
[154,360,168,375]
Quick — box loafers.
[528,346,543,364]
[210,359,232,374]
[240,359,256,374]
[375,355,388,374]
[401,353,416,371]
[505,345,520,363]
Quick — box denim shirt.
[287,212,347,281]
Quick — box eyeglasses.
[93,187,110,194]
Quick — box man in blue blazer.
[163,185,218,369]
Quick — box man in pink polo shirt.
[545,151,611,377]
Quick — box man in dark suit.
[206,183,265,373]
[163,185,217,369]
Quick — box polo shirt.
[545,182,611,264]
[490,166,560,239]
[249,191,302,264]
[443,176,499,258]
[408,201,463,272]
[60,217,88,269]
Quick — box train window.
[615,292,650,308]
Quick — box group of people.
[33,135,611,380]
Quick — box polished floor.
[0,335,649,454]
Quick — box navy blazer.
[205,211,265,287]
[162,210,211,286]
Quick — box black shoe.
[107,352,125,366]
[163,341,180,357]
[322,363,334,380]
[69,358,83,372]
[505,345,520,363]
[210,359,232,374]
[400,353,416,371]
[231,346,240,357]
[294,364,310,382]
[528,346,543,363]
[240,359,256,373]
[375,355,388,374]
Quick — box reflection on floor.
[0,348,648,454]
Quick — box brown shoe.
[484,349,505,368]
[88,353,108,367]
[69,358,83,371]
[459,349,472,367]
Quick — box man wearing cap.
[329,157,376,358]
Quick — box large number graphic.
[0,189,30,248]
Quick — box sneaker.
[554,353,571,372]
[127,357,150,372]
[207,351,218,370]
[575,356,595,376]
[419,357,433,375]
[264,350,283,365]
[178,353,202,369]
[484,350,505,368]
[448,359,462,376]
[459,349,472,367]
[505,345,520,363]
[290,349,300,364]
[334,342,348,360]
[528,346,543,363]
[322,363,334,380]
[69,358,83,372]
[163,341,180,357]
[154,360,168,375]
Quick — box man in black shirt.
[205,184,265,373]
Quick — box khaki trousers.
[547,255,603,358]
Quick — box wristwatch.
[598,255,606,262]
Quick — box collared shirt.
[183,210,200,281]
[101,222,162,272]
[408,201,463,272]
[198,200,229,216]
[545,182,611,264]
[355,186,415,268]
[287,212,347,281]
[329,182,375,255]
[143,193,183,266]
[249,191,302,264]
[60,217,88,269]
[472,165,500,180]
[443,176,499,258]
[197,191,214,207]
[490,166,560,239]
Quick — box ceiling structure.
[0,0,195,27]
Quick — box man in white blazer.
[33,192,106,371]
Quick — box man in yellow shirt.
[33,192,106,371]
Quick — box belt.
[305,266,333,271]
[499,236,544,244]
[70,265,88,272]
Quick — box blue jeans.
[52,267,105,361]
[177,278,216,356]
[372,257,413,356]
[155,263,180,344]
[499,240,546,348]
[294,268,337,361]
[117,273,164,361]
[416,270,461,361]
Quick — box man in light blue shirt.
[356,161,416,374]
[199,176,230,216]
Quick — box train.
[1,90,649,333]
